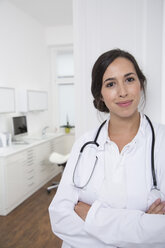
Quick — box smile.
[116,100,133,107]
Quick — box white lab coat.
[49,114,165,248]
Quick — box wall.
[161,0,165,123]
[73,0,163,138]
[0,0,51,136]
[46,25,73,46]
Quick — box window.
[50,46,75,129]
[56,50,74,78]
[58,83,75,126]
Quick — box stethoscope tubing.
[73,115,157,190]
[144,115,157,189]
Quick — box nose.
[118,84,128,98]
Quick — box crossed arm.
[74,198,165,221]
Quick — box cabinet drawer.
[26,158,34,165]
[26,149,35,159]
[26,181,35,189]
[25,172,35,189]
[49,140,57,153]
[25,168,34,176]
[26,174,34,181]
[39,159,47,172]
[22,148,36,169]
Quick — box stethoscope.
[73,115,158,190]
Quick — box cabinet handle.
[27,169,34,173]
[27,163,33,167]
[27,159,34,164]
[27,149,33,153]
[23,162,33,166]
[27,156,34,160]
[27,154,34,159]
[28,182,34,187]
[27,175,34,180]
[27,154,34,158]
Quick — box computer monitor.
[12,116,28,137]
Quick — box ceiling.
[8,0,73,27]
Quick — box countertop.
[0,133,65,157]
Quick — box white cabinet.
[27,90,48,111]
[16,89,48,112]
[0,147,38,215]
[2,152,24,215]
[0,87,15,113]
[36,142,52,184]
[0,134,71,216]
[0,148,38,215]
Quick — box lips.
[116,100,133,107]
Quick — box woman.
[49,49,165,248]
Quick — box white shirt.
[99,139,127,208]
[49,114,165,248]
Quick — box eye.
[126,77,135,83]
[106,82,116,88]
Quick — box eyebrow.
[103,72,136,84]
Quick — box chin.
[112,109,139,119]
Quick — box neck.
[109,111,140,136]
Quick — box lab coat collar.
[96,112,147,151]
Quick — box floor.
[0,174,63,248]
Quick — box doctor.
[49,49,165,248]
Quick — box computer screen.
[13,116,28,136]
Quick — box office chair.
[47,152,70,193]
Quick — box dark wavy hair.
[91,49,147,113]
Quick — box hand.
[146,198,165,215]
[74,201,91,221]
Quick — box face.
[101,57,141,120]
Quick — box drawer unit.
[22,148,36,193]
[36,142,53,183]
[0,134,74,215]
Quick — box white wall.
[0,0,51,135]
[46,25,73,46]
[161,0,165,123]
[73,0,163,138]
